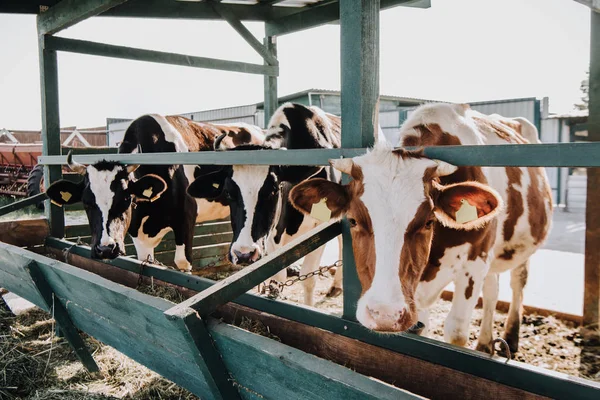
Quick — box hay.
[136,281,185,304]
[238,317,281,342]
[0,297,198,400]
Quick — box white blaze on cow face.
[228,165,272,264]
[87,165,121,246]
[353,149,439,331]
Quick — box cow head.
[46,152,166,259]
[289,145,503,332]
[187,142,320,265]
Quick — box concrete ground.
[318,207,588,316]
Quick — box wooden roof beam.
[37,0,129,35]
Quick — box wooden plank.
[339,0,380,320]
[27,261,99,372]
[215,303,549,400]
[0,193,47,217]
[209,319,420,400]
[266,0,430,36]
[38,142,600,167]
[583,9,600,339]
[211,2,278,66]
[165,220,341,317]
[38,34,64,238]
[37,0,128,35]
[44,36,278,76]
[263,34,278,127]
[0,218,49,247]
[166,312,242,400]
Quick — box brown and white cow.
[46,115,264,272]
[289,103,552,353]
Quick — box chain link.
[261,260,342,299]
[203,255,228,269]
[137,255,175,287]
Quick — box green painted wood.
[39,143,600,167]
[0,193,47,217]
[165,220,342,318]
[38,34,64,238]
[266,0,430,36]
[208,319,420,400]
[37,0,128,35]
[339,0,379,320]
[45,236,600,399]
[100,0,300,21]
[211,2,278,66]
[27,261,100,372]
[263,34,278,127]
[0,244,48,311]
[166,311,242,400]
[583,9,600,332]
[62,146,118,155]
[4,242,416,399]
[154,244,229,264]
[44,36,278,77]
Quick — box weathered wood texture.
[583,9,600,337]
[39,142,600,167]
[0,218,49,247]
[0,242,420,400]
[37,0,128,35]
[44,36,278,76]
[165,220,341,317]
[263,34,278,127]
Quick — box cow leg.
[503,260,529,353]
[326,234,343,298]
[414,265,455,337]
[300,245,327,307]
[476,272,499,354]
[444,260,487,347]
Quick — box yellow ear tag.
[142,187,153,198]
[60,191,72,202]
[310,198,331,223]
[212,183,220,189]
[455,199,478,224]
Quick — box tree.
[575,70,589,111]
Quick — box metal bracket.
[26,261,100,373]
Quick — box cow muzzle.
[230,244,261,265]
[92,243,121,260]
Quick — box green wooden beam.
[37,142,600,167]
[100,0,299,20]
[266,0,430,36]
[583,9,600,337]
[38,34,64,238]
[43,238,600,399]
[0,193,47,217]
[211,2,278,66]
[263,32,278,126]
[27,261,100,373]
[37,0,128,35]
[44,36,279,77]
[165,220,341,317]
[167,312,241,400]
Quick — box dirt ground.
[274,271,600,382]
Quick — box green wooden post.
[38,33,64,238]
[583,8,600,340]
[263,27,278,127]
[27,261,99,372]
[339,0,380,320]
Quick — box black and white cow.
[46,114,264,271]
[187,103,344,305]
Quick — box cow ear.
[276,165,323,184]
[129,174,167,202]
[187,166,229,200]
[46,180,84,207]
[289,178,350,219]
[432,181,503,230]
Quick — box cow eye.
[425,219,435,229]
[348,218,357,228]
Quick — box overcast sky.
[0,0,591,130]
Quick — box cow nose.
[366,303,407,331]
[94,244,119,259]
[233,249,258,265]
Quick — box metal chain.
[62,236,87,263]
[137,255,175,287]
[203,255,228,269]
[262,260,342,300]
[490,337,512,362]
